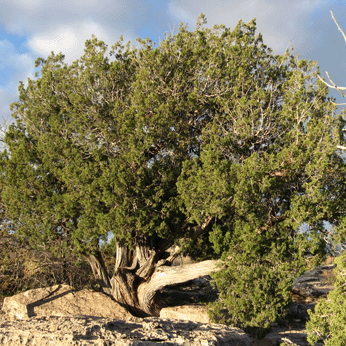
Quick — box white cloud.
[0,40,16,68]
[0,0,139,65]
[29,29,78,56]
[0,87,16,124]
[165,0,329,54]
[168,3,196,25]
[0,39,35,85]
[27,19,137,64]
[294,0,324,12]
[0,39,36,123]
[7,0,46,9]
[0,0,138,45]
[28,23,98,62]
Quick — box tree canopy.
[1,14,346,330]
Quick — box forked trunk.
[85,240,220,317]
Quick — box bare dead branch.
[331,11,346,45]
[318,74,346,92]
[330,101,346,106]
[0,117,11,150]
[318,11,346,105]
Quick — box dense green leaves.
[307,254,346,345]
[174,28,346,329]
[1,15,346,330]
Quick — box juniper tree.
[1,14,346,327]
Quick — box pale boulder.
[160,304,211,323]
[2,284,131,321]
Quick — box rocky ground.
[0,284,251,346]
[0,261,336,346]
[0,315,253,346]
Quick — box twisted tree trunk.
[86,239,220,317]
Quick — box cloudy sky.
[1,0,346,126]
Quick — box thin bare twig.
[318,74,346,93]
[318,11,346,105]
[331,11,346,45]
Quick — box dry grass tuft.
[0,229,97,298]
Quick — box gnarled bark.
[137,260,220,316]
[84,219,218,317]
[85,251,112,295]
[83,240,220,317]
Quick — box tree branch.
[317,74,346,96]
[137,259,220,315]
[152,259,220,286]
[317,11,346,103]
[192,216,213,240]
[331,11,346,45]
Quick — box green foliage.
[1,13,346,329]
[208,240,306,330]
[306,253,346,345]
[176,19,346,330]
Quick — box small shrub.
[306,253,346,345]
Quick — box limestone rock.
[160,304,211,323]
[288,264,336,321]
[291,264,335,298]
[0,316,253,346]
[2,284,131,321]
[257,325,311,346]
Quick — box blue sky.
[1,0,346,127]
